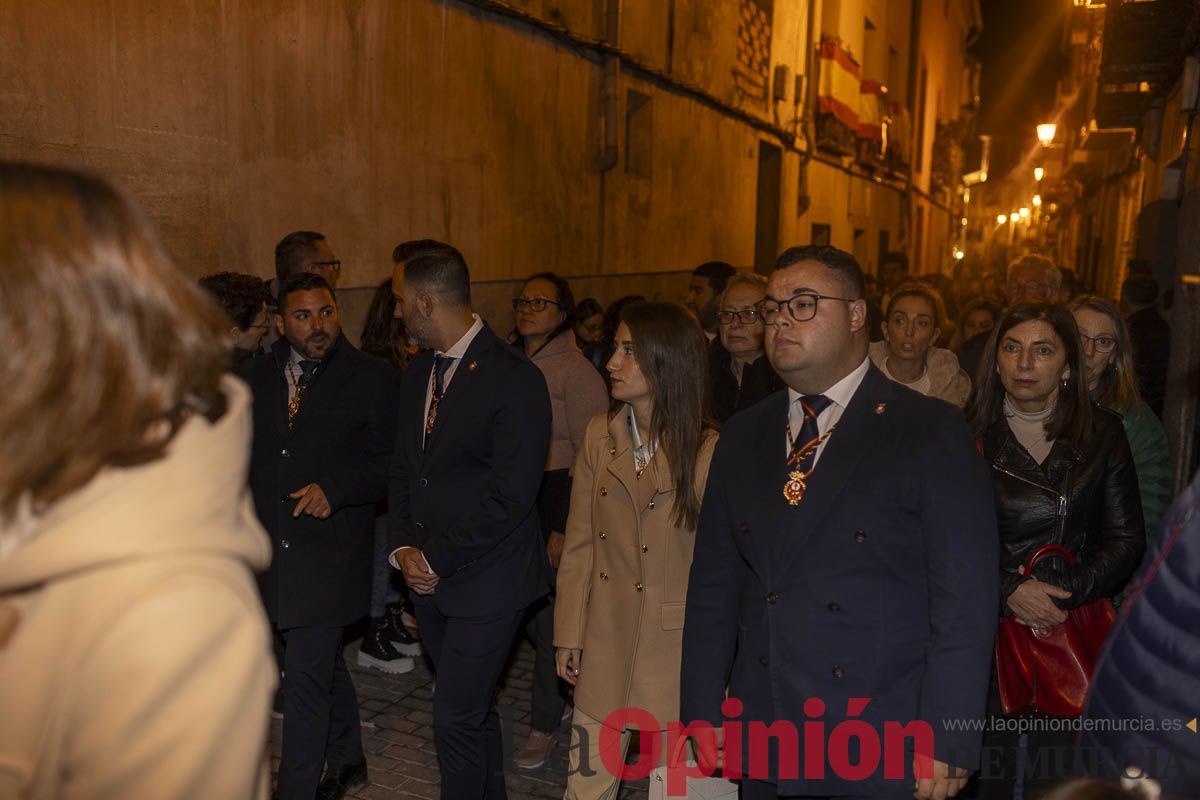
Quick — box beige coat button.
[598,531,607,540]
[641,544,648,553]
[600,572,609,580]
[634,582,643,591]
[600,486,608,496]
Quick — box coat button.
[647,500,655,510]
[832,665,845,678]
[280,495,289,503]
[415,522,424,529]
[739,522,750,533]
[281,540,290,549]
[280,448,291,458]
[759,656,769,667]
[634,582,643,591]
[600,486,608,496]
[609,448,617,456]
[828,602,841,612]
[767,592,780,604]
[598,531,607,540]
[600,572,608,580]
[641,544,648,553]
[854,530,866,543]
[419,478,428,487]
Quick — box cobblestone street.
[269,638,649,800]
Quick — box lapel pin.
[875,403,886,415]
[468,361,478,372]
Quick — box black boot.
[315,759,368,800]
[383,602,423,656]
[357,617,415,674]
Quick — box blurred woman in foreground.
[0,162,275,798]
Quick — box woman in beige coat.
[0,164,275,799]
[554,302,718,800]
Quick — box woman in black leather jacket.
[965,303,1145,799]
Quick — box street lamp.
[997,214,1008,224]
[1032,194,1042,207]
[1019,207,1031,220]
[1036,123,1057,146]
[1034,166,1045,182]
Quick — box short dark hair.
[575,297,603,322]
[1121,272,1158,307]
[198,272,271,329]
[774,245,866,299]
[692,261,737,294]
[392,239,462,264]
[404,250,471,306]
[275,230,326,284]
[880,251,910,271]
[276,271,334,311]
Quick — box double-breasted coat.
[554,410,718,728]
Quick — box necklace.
[286,360,308,428]
[781,421,836,506]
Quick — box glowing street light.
[997,213,1008,224]
[1019,207,1031,219]
[1036,123,1057,146]
[1032,194,1042,207]
[1034,166,1045,182]
[1010,212,1020,223]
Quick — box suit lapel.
[775,366,895,569]
[604,409,640,507]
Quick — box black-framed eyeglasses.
[512,297,562,312]
[756,293,855,323]
[311,260,341,272]
[1079,332,1117,353]
[716,309,762,325]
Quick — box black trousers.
[740,779,913,800]
[416,603,525,800]
[276,625,364,800]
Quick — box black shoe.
[315,760,368,800]
[357,620,416,674]
[383,602,423,656]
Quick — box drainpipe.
[599,0,621,172]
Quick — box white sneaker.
[356,650,415,675]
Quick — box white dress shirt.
[785,356,871,468]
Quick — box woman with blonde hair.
[0,163,275,798]
[868,282,972,407]
[554,302,718,799]
[1070,295,1172,541]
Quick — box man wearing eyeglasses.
[681,245,998,800]
[275,230,343,291]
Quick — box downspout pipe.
[599,0,621,172]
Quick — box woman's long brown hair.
[619,302,714,530]
[0,163,229,518]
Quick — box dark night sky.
[969,0,1071,182]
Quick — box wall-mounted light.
[1032,194,1042,207]
[1019,207,1031,219]
[997,214,1008,224]
[1034,166,1045,182]
[1036,123,1057,146]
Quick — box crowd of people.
[1,161,1196,800]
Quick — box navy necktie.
[789,394,832,474]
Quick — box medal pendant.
[783,470,807,506]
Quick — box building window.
[811,223,832,246]
[625,89,653,178]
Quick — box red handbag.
[996,543,1116,717]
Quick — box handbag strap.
[1024,543,1077,573]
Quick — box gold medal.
[783,470,807,506]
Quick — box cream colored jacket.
[0,378,275,800]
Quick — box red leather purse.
[996,543,1116,717]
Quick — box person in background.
[707,270,783,422]
[275,230,342,291]
[878,250,910,298]
[1058,267,1081,303]
[951,296,1001,356]
[198,271,273,371]
[1119,272,1171,419]
[0,162,275,798]
[357,277,422,675]
[967,304,1145,800]
[686,261,737,337]
[869,282,971,407]
[555,302,718,799]
[574,296,607,372]
[509,272,609,770]
[1070,296,1172,542]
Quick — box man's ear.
[273,312,284,337]
[417,291,436,317]
[849,298,868,333]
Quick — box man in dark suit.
[680,245,998,800]
[388,244,552,799]
[242,272,399,800]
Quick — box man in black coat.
[242,272,399,800]
[680,246,998,800]
[388,244,552,799]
